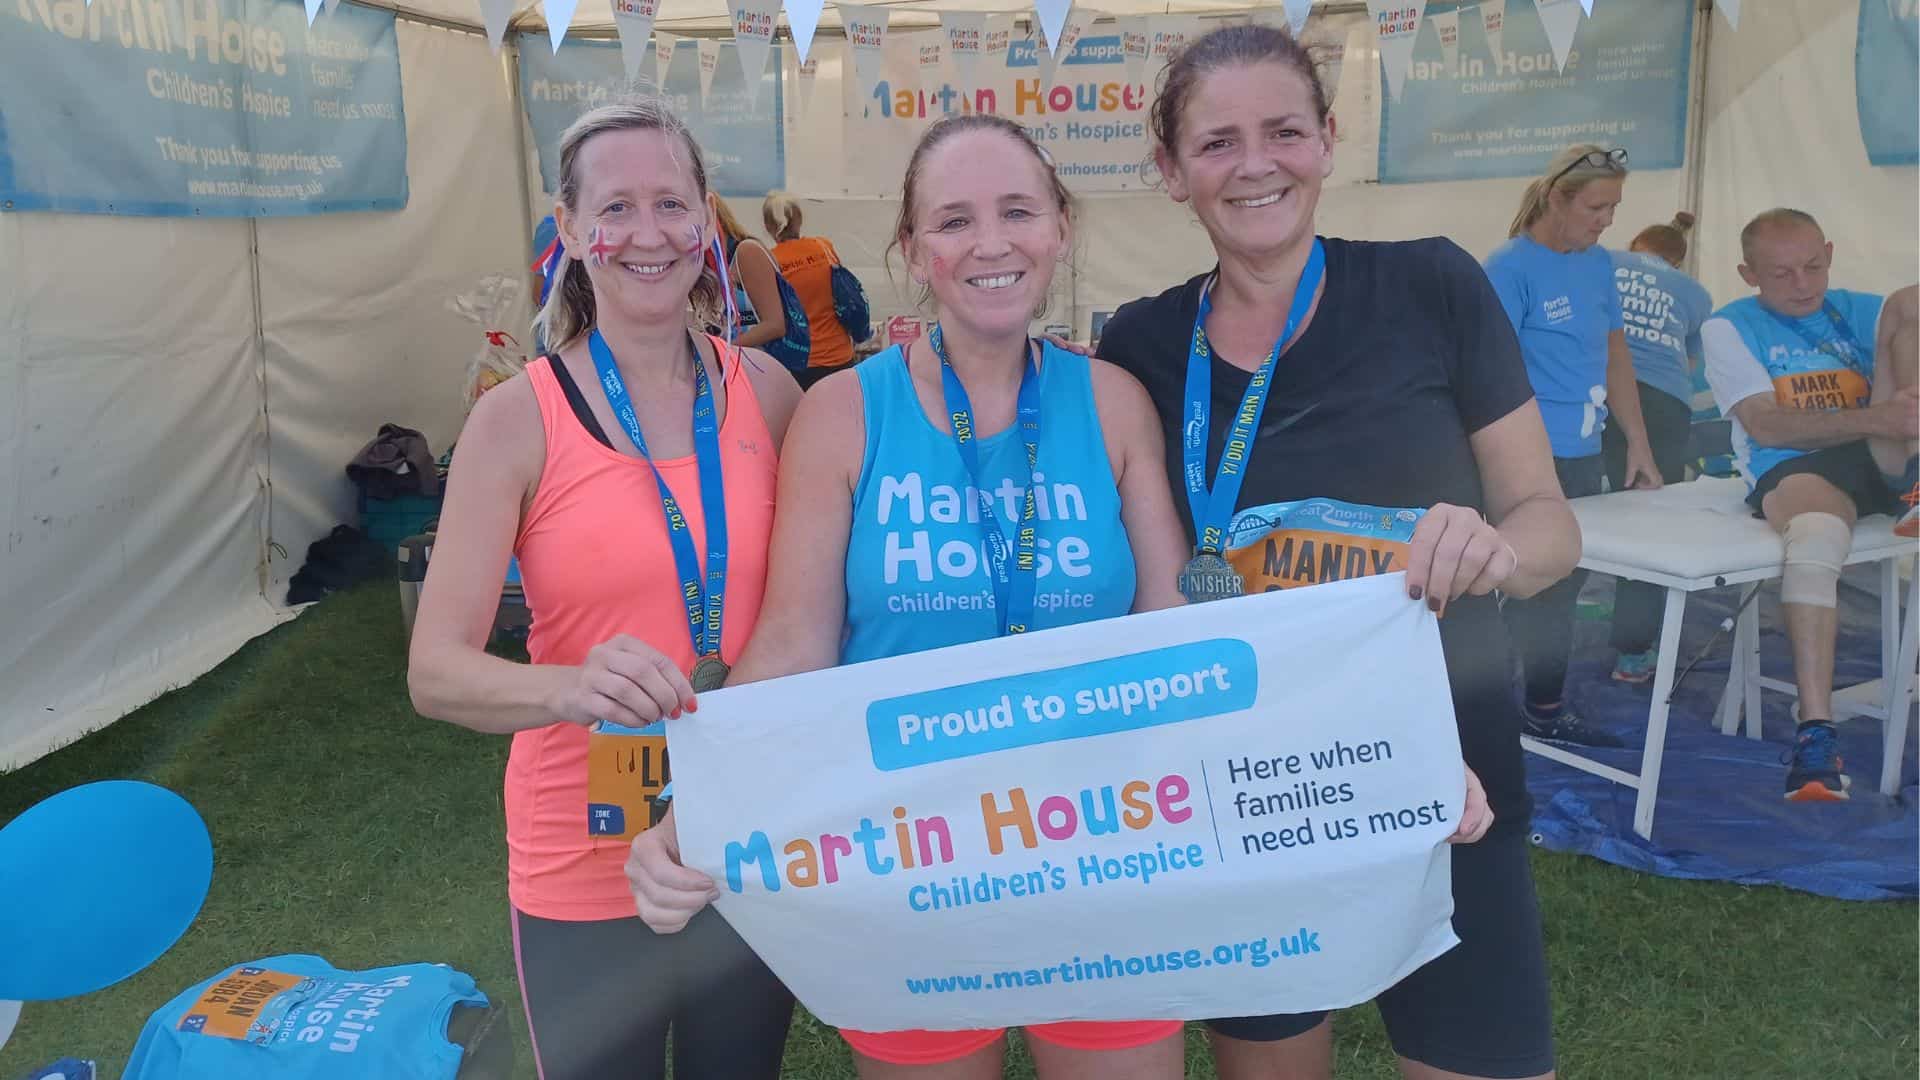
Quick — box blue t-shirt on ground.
[1609,249,1714,408]
[1484,235,1624,458]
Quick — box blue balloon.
[0,781,212,1001]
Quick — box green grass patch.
[1,583,1912,1077]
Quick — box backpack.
[727,238,812,374]
[829,255,872,344]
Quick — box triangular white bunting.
[1367,1,1427,101]
[1480,0,1506,63]
[1319,39,1346,105]
[1117,15,1149,85]
[1536,0,1582,73]
[478,0,514,53]
[1431,9,1459,74]
[1054,5,1100,62]
[944,12,987,88]
[1146,14,1200,67]
[545,0,580,53]
[1034,0,1072,58]
[728,0,780,103]
[1578,0,1594,14]
[787,0,825,64]
[840,3,892,104]
[654,32,680,81]
[1283,0,1313,36]
[698,37,722,106]
[914,30,948,92]
[304,0,322,24]
[1716,0,1739,30]
[323,0,339,14]
[613,0,661,81]
[1028,23,1057,88]
[794,56,820,117]
[983,14,1013,68]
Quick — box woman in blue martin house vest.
[1093,24,1577,1080]
[625,114,1194,1079]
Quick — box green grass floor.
[1,582,1914,1078]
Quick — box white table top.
[1570,477,1913,589]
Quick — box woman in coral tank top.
[408,98,802,1080]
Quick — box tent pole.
[1679,0,1713,278]
[247,216,276,598]
[509,41,539,282]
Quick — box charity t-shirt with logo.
[1609,249,1714,407]
[1700,288,1883,488]
[1484,234,1625,458]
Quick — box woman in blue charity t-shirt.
[1602,213,1715,684]
[1483,144,1658,749]
[624,114,1195,1079]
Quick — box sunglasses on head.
[1548,147,1628,190]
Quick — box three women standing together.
[412,23,1581,1080]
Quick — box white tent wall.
[1695,0,1918,304]
[259,19,528,599]
[0,214,281,770]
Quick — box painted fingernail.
[1428,594,1442,612]
[1409,586,1423,601]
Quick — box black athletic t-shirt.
[1098,236,1539,822]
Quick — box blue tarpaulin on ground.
[1525,569,1917,902]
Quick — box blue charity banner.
[517,36,784,198]
[0,0,407,217]
[1378,0,1691,184]
[1858,0,1919,166]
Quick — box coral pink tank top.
[507,340,777,920]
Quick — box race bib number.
[586,725,671,840]
[1772,368,1869,411]
[1223,499,1424,593]
[176,968,310,1041]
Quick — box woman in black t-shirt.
[1095,25,1580,1080]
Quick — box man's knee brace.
[1780,512,1851,608]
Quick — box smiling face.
[556,126,711,326]
[1155,60,1333,264]
[1740,220,1833,318]
[901,127,1069,341]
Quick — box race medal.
[1179,552,1245,604]
[691,655,731,693]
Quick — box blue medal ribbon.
[1182,238,1326,554]
[929,324,1043,636]
[1768,300,1866,369]
[587,329,728,661]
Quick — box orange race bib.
[1772,368,1870,412]
[586,726,671,841]
[1222,499,1425,593]
[175,968,309,1040]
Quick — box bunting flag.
[1034,0,1073,58]
[323,0,339,13]
[944,12,987,87]
[1319,39,1346,105]
[1536,0,1583,73]
[983,14,1013,68]
[840,3,891,103]
[1117,15,1150,85]
[1055,5,1101,60]
[1578,0,1594,13]
[1367,1,1427,101]
[613,0,661,81]
[1431,8,1459,74]
[545,0,579,53]
[478,0,515,53]
[728,0,780,103]
[794,55,820,117]
[1283,0,1313,36]
[697,37,722,106]
[1480,0,1506,61]
[787,0,825,64]
[304,0,322,24]
[914,29,948,92]
[1716,0,1739,30]
[654,31,680,81]
[1147,14,1201,67]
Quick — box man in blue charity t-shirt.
[1701,207,1919,802]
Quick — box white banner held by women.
[669,574,1463,1031]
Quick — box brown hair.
[763,192,803,243]
[536,98,722,351]
[1150,23,1330,164]
[1739,207,1822,264]
[1630,211,1696,266]
[886,113,1073,310]
[1507,143,1630,238]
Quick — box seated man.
[1701,208,1918,802]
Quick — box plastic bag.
[446,274,531,408]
